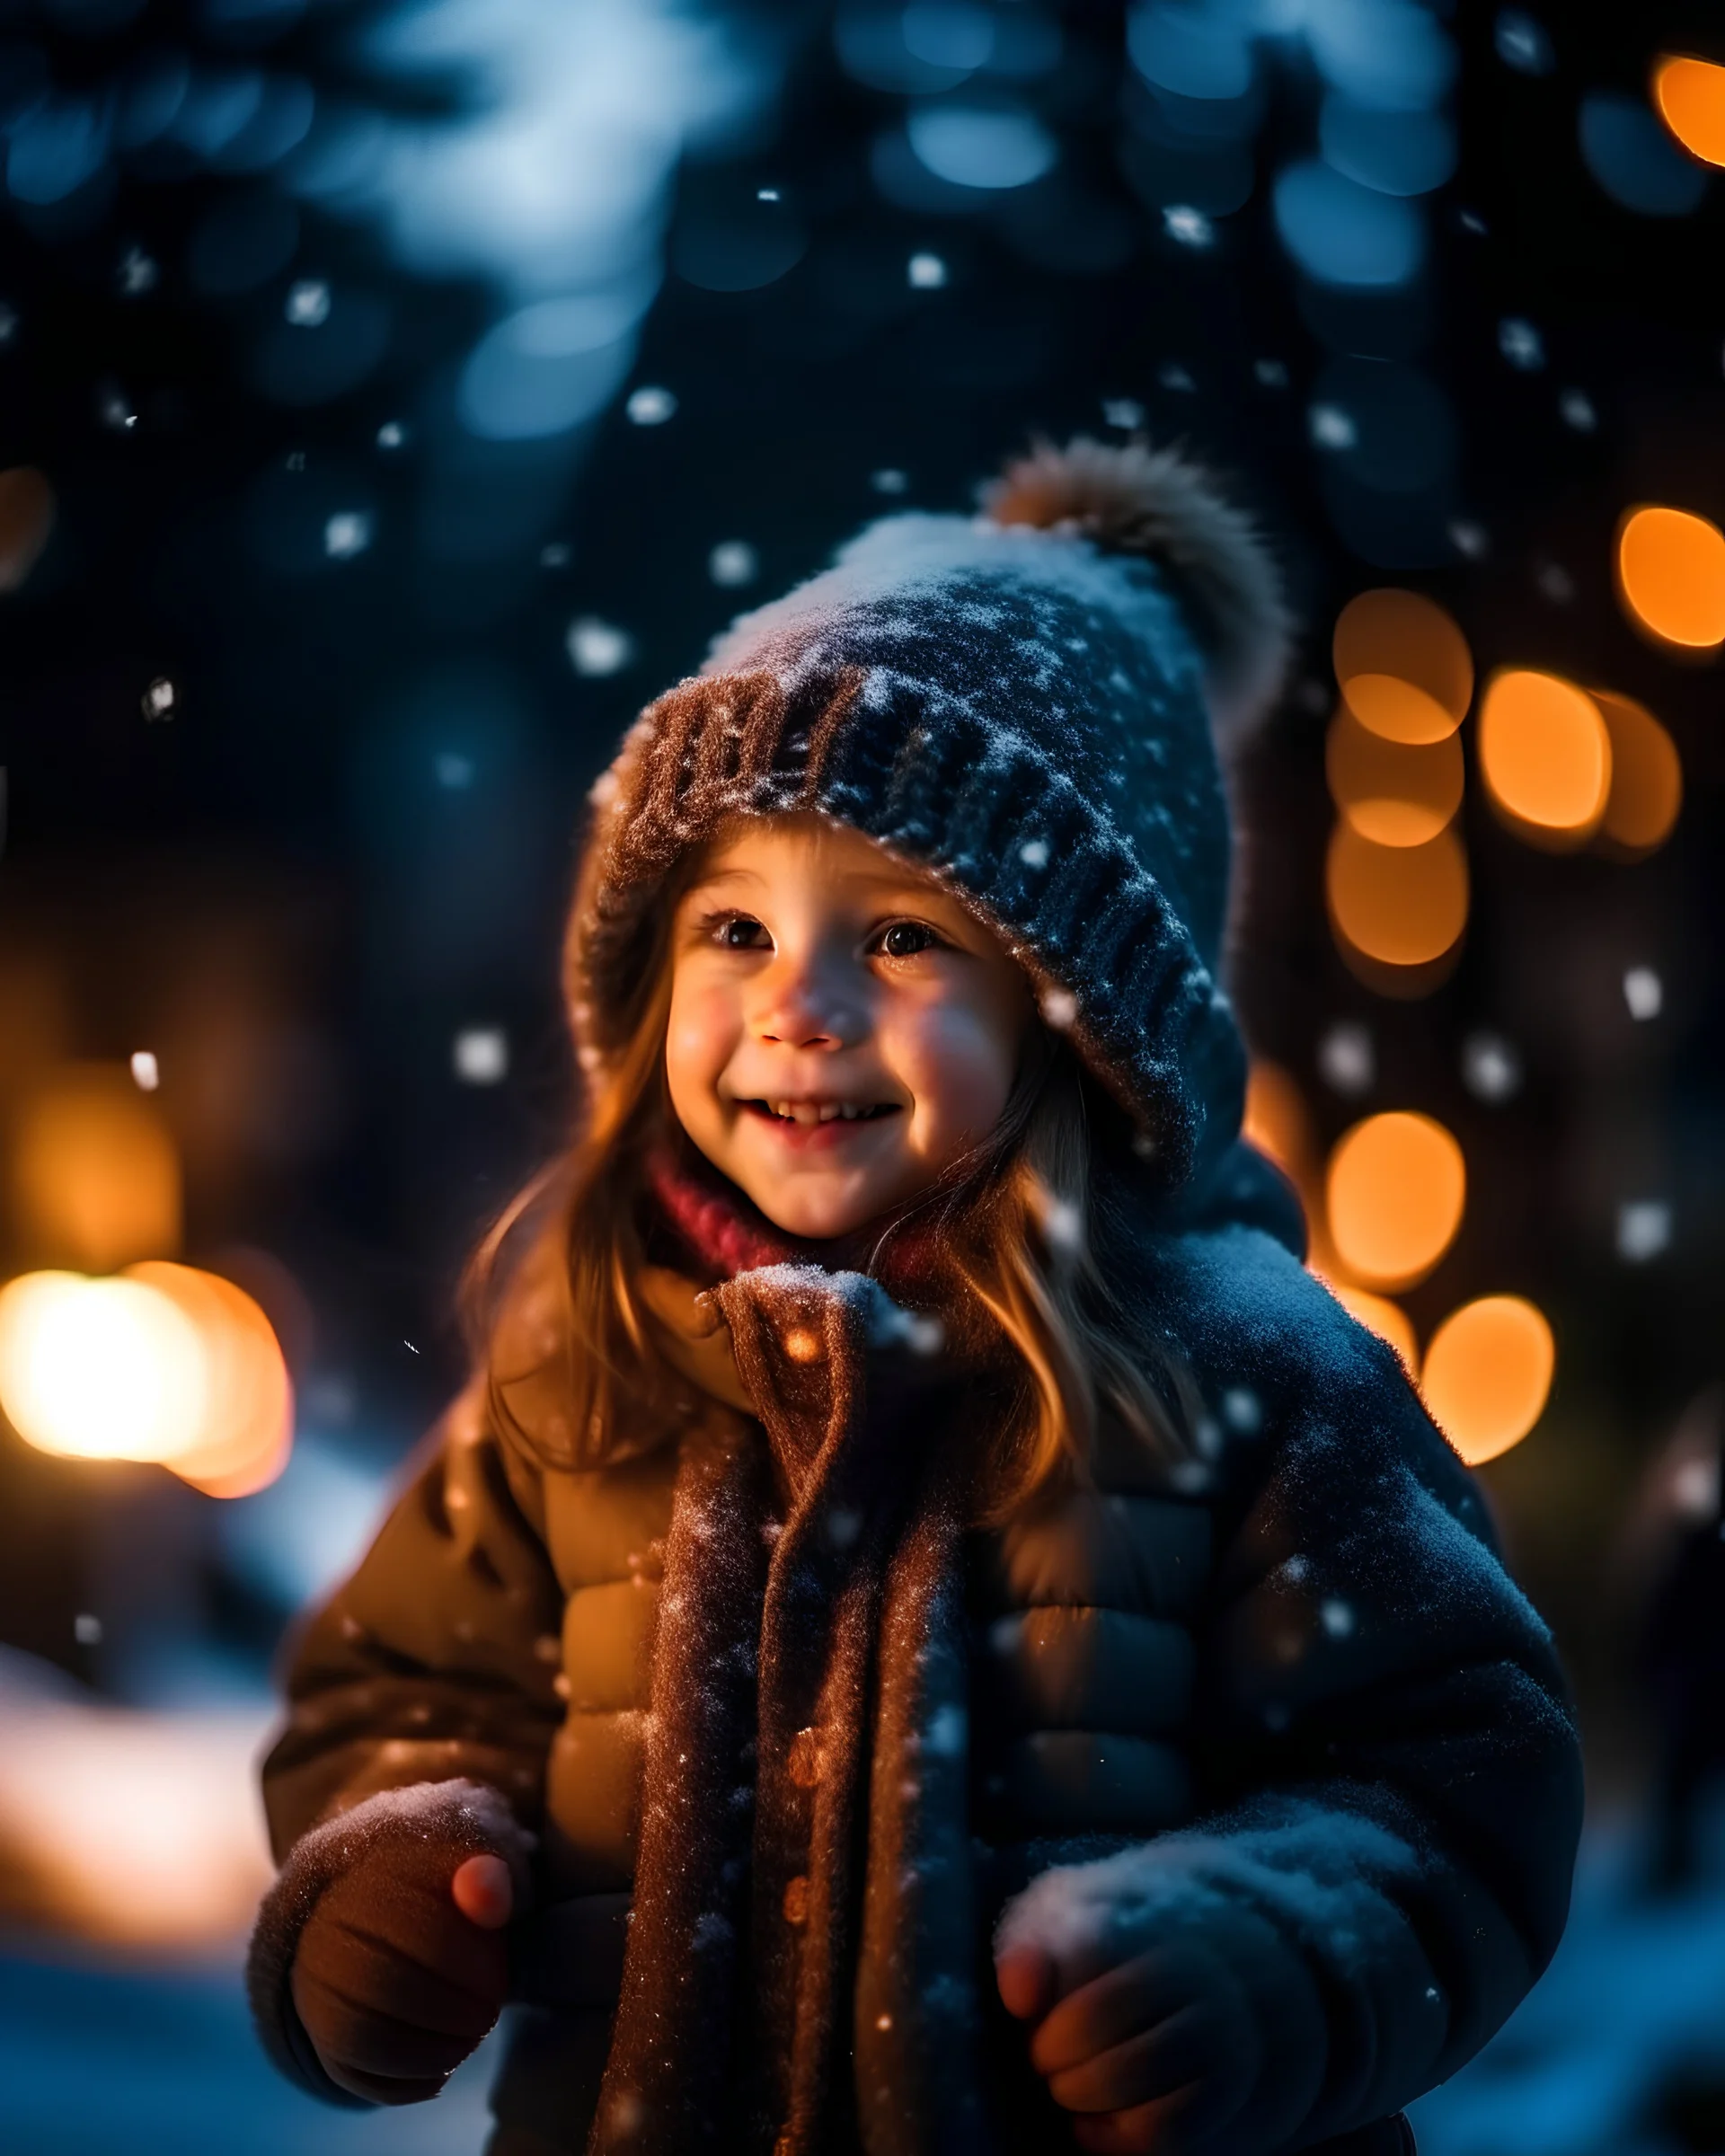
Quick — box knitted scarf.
[586,1159,1002,2156]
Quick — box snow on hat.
[565,436,1292,1188]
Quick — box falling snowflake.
[757,185,780,201]
[907,252,948,289]
[454,1029,509,1084]
[567,616,636,676]
[435,752,474,790]
[1163,204,1213,249]
[1101,397,1145,429]
[285,279,332,327]
[1019,837,1049,869]
[1559,389,1597,432]
[376,420,408,450]
[1617,1201,1672,1263]
[1254,358,1289,388]
[129,1051,159,1092]
[1317,1021,1375,1098]
[1535,561,1575,603]
[141,677,175,720]
[1447,518,1490,559]
[1282,1555,1310,1584]
[871,468,909,494]
[1042,1197,1083,1251]
[1222,1387,1262,1436]
[99,386,137,431]
[117,245,158,296]
[1623,966,1662,1021]
[323,510,373,560]
[1039,985,1078,1029]
[626,384,677,425]
[709,540,758,588]
[74,1613,102,1646]
[1321,1598,1356,1639]
[1458,208,1489,234]
[1308,402,1358,450]
[1461,1030,1522,1102]
[1499,317,1545,370]
[1494,10,1555,75]
[1158,361,1195,393]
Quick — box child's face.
[667,816,1036,1241]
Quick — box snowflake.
[709,540,758,588]
[1616,1200,1672,1264]
[1461,1030,1521,1102]
[435,752,474,789]
[1559,389,1597,432]
[1308,402,1358,450]
[1623,966,1662,1021]
[1019,837,1049,869]
[626,385,677,425]
[1039,985,1078,1030]
[567,616,636,676]
[1499,317,1545,371]
[140,677,175,720]
[1317,1021,1374,1097]
[907,251,949,289]
[871,468,909,494]
[1447,517,1490,559]
[376,420,408,450]
[1101,397,1145,429]
[285,278,331,327]
[454,1029,509,1084]
[1320,1598,1356,1639]
[1254,358,1289,388]
[1163,204,1213,249]
[129,1051,159,1091]
[323,510,373,560]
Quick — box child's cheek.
[666,977,741,1117]
[893,1002,1018,1153]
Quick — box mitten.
[995,1844,1328,2155]
[248,1779,534,2106]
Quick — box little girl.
[248,438,1583,2156]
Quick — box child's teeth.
[840,1104,859,1120]
[818,1104,841,1123]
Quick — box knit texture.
[565,438,1290,1190]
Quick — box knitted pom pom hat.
[566,436,1292,1191]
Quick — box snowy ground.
[4,1828,1723,2155]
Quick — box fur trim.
[982,435,1294,744]
[246,1778,535,2106]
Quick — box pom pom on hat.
[981,435,1293,745]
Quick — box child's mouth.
[740,1099,901,1145]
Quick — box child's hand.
[290,1843,515,2104]
[995,1867,1322,2156]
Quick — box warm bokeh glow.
[1332,588,1473,745]
[0,1272,208,1465]
[1654,55,1725,168]
[128,1262,294,1497]
[0,1264,292,1495]
[1477,670,1612,846]
[0,464,56,592]
[1325,1279,1420,1378]
[1615,505,1725,649]
[11,1065,182,1272]
[1326,1110,1465,1293]
[1326,703,1464,847]
[1591,688,1684,856]
[1326,821,1469,968]
[1421,1294,1555,1465]
[1242,1060,1316,1188]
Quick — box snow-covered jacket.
[252,1148,1583,2156]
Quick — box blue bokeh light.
[1579,92,1709,217]
[1321,94,1455,198]
[1127,4,1254,103]
[1305,0,1457,113]
[906,102,1058,190]
[1273,158,1425,287]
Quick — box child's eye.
[873,920,942,959]
[713,913,771,950]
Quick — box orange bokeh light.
[0,1262,292,1497]
[1332,589,1473,745]
[11,1066,182,1274]
[1477,670,1612,847]
[1326,703,1464,848]
[128,1263,294,1498]
[1326,821,1468,970]
[1324,1279,1420,1379]
[1326,1110,1465,1293]
[1654,55,1725,168]
[0,464,56,593]
[1421,1295,1554,1465]
[1591,689,1683,857]
[1615,506,1725,649]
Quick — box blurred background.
[2,0,1724,2149]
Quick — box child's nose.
[755,959,862,1050]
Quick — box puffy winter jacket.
[258,1182,1583,2156]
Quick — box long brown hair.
[461,863,1190,1524]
